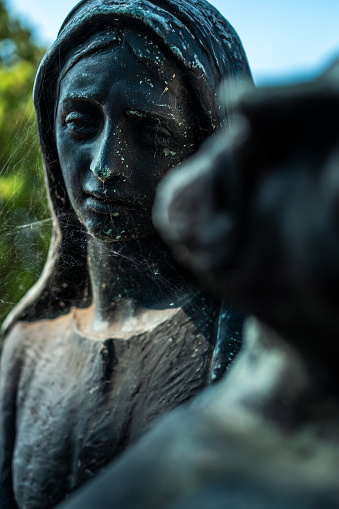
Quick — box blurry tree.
[0,0,50,324]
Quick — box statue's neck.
[86,233,194,329]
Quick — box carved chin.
[81,215,156,243]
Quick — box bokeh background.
[1,0,339,323]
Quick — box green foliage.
[0,0,50,323]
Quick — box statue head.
[54,28,203,243]
[2,0,253,331]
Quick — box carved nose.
[90,128,122,183]
[90,161,114,183]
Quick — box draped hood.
[3,0,252,331]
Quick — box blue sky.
[6,0,339,86]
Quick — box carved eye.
[139,121,173,149]
[65,111,101,140]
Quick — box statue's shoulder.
[1,321,31,365]
[0,321,32,398]
[1,313,73,367]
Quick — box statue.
[0,1,252,508]
[155,60,339,375]
[56,59,339,509]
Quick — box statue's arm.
[0,326,24,509]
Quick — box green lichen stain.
[126,110,145,118]
[145,77,154,88]
[91,162,111,181]
[163,148,177,157]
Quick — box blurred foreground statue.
[57,60,339,509]
[156,58,339,378]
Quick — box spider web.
[0,86,52,324]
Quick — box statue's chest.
[13,311,214,509]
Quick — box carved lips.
[85,192,136,215]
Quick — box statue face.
[55,44,199,241]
